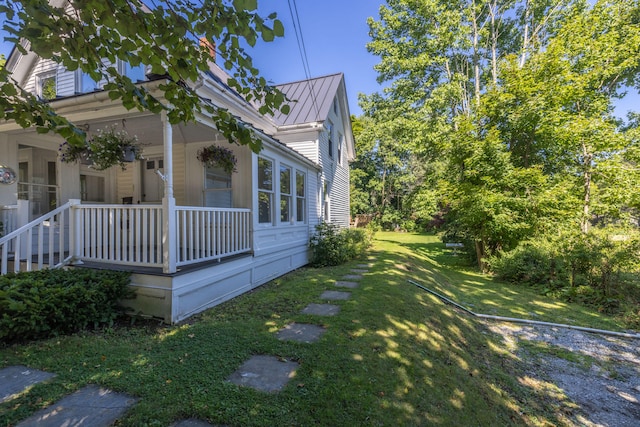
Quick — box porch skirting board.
[124,242,311,323]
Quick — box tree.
[364,0,640,265]
[0,0,287,152]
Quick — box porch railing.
[175,206,251,266]
[0,205,18,236]
[0,201,72,274]
[0,202,253,274]
[75,204,165,267]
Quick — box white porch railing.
[75,204,165,267]
[0,205,18,236]
[0,202,253,274]
[0,201,72,274]
[175,207,252,266]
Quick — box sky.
[1,1,637,118]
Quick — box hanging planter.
[59,125,142,170]
[196,145,237,174]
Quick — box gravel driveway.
[485,322,640,427]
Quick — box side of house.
[0,30,355,323]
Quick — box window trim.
[36,71,57,100]
[279,164,292,223]
[295,170,306,223]
[257,156,274,225]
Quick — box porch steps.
[1,257,375,426]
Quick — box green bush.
[309,222,372,267]
[0,268,135,343]
[489,227,640,319]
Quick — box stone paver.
[301,303,340,316]
[342,274,363,280]
[334,280,359,289]
[0,365,56,404]
[276,323,326,343]
[320,290,351,300]
[350,269,368,274]
[356,264,372,268]
[227,355,298,393]
[16,384,138,427]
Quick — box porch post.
[68,199,83,264]
[161,111,177,273]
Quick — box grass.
[1,232,633,426]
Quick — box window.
[296,170,306,222]
[80,174,105,202]
[77,71,98,93]
[333,98,338,115]
[118,60,146,83]
[337,132,343,165]
[323,180,330,222]
[204,165,232,208]
[37,72,57,100]
[327,121,334,158]
[258,157,273,224]
[280,165,292,222]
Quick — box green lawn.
[1,232,627,426]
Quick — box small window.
[77,71,98,93]
[37,72,57,100]
[296,170,305,222]
[327,121,334,159]
[323,180,330,222]
[337,133,343,165]
[258,157,273,224]
[119,60,146,83]
[280,165,292,223]
[333,98,338,115]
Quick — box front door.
[142,157,164,202]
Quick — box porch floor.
[71,252,253,277]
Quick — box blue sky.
[1,1,637,118]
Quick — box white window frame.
[258,156,274,225]
[203,164,232,208]
[36,71,57,100]
[280,164,292,223]
[295,170,306,223]
[327,121,334,159]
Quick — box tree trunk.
[581,141,592,234]
[475,239,487,271]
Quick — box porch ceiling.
[7,112,228,149]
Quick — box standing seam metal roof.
[271,73,344,126]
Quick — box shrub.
[309,222,372,267]
[0,268,135,343]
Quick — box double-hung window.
[280,165,292,223]
[258,157,274,224]
[296,171,306,222]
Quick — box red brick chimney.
[199,37,216,61]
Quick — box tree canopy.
[0,0,287,152]
[351,0,640,272]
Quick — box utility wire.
[287,0,321,119]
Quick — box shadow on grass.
[1,233,591,426]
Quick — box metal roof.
[271,73,344,126]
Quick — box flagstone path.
[1,258,374,426]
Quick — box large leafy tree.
[363,0,640,265]
[0,0,287,152]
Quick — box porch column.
[162,111,177,273]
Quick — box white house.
[0,37,355,323]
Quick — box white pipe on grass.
[408,279,640,340]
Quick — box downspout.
[408,280,640,340]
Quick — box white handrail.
[0,201,73,274]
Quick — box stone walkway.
[0,260,374,426]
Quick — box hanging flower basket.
[196,145,237,174]
[59,126,142,170]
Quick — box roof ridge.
[275,72,343,88]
